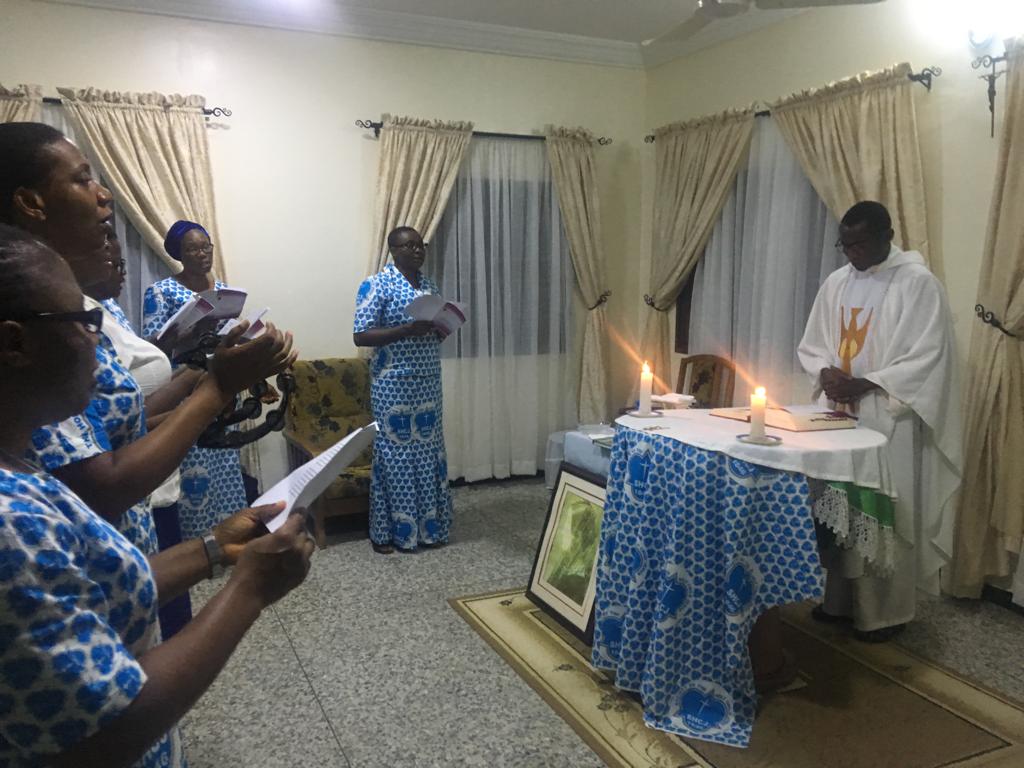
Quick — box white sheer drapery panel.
[40,104,174,332]
[690,119,844,406]
[429,137,578,482]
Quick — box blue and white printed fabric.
[353,265,452,549]
[101,299,135,335]
[591,427,824,747]
[26,322,157,557]
[142,278,247,540]
[0,469,184,768]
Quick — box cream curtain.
[546,127,611,423]
[56,88,225,277]
[948,38,1024,597]
[642,109,755,393]
[368,115,473,274]
[0,83,42,123]
[771,63,928,257]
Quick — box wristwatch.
[202,531,226,579]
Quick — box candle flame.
[642,361,651,375]
[755,386,766,397]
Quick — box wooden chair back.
[675,354,736,408]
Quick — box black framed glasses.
[1,308,104,334]
[183,243,215,256]
[395,241,426,252]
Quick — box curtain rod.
[643,66,942,143]
[41,96,232,119]
[355,119,613,145]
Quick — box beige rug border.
[452,588,1024,768]
[447,589,684,768]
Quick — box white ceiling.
[42,0,808,68]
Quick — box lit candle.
[750,386,767,439]
[639,361,653,415]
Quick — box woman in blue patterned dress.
[353,226,453,554]
[0,226,314,768]
[142,220,249,540]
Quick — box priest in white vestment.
[798,201,962,642]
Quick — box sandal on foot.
[853,624,906,644]
[811,604,852,624]
[371,542,394,555]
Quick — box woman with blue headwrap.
[142,221,248,539]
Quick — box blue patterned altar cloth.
[590,425,825,747]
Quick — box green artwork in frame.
[527,464,607,645]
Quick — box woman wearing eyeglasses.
[0,121,294,562]
[0,225,315,768]
[353,225,453,554]
[141,221,251,541]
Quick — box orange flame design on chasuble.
[838,306,872,375]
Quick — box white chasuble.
[799,246,962,627]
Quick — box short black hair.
[841,201,892,235]
[0,122,67,224]
[387,226,420,248]
[0,224,62,316]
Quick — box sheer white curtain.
[41,104,172,332]
[428,137,578,482]
[690,119,845,405]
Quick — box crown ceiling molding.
[40,0,646,69]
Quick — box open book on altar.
[406,294,467,338]
[709,404,857,432]
[156,287,248,341]
[260,423,378,532]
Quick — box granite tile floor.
[181,477,1024,768]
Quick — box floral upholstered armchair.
[283,358,373,547]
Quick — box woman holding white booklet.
[142,220,254,539]
[353,226,454,554]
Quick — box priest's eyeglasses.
[1,308,104,334]
[834,237,874,255]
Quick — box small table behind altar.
[590,411,889,747]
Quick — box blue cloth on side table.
[590,426,824,747]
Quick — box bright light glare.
[910,0,1024,48]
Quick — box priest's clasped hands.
[819,366,878,404]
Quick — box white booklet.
[406,294,468,338]
[260,422,378,532]
[219,307,268,340]
[156,287,248,341]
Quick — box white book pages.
[260,423,378,532]
[405,294,467,338]
[220,307,268,339]
[197,287,247,320]
[156,296,214,341]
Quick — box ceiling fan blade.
[641,12,714,46]
[754,0,884,8]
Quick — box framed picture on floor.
[527,463,607,645]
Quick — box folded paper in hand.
[260,423,378,532]
[406,294,467,338]
[156,287,248,341]
[219,307,268,340]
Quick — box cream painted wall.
[643,0,1009,387]
[0,0,646,483]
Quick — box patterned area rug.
[450,589,1024,768]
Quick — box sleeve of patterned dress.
[27,402,112,472]
[353,274,384,333]
[140,283,169,340]
[0,496,149,763]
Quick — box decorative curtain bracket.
[643,294,669,311]
[972,54,1008,138]
[588,290,611,310]
[203,106,232,120]
[356,118,384,138]
[975,303,1018,338]
[908,66,942,91]
[597,137,613,146]
[644,134,655,143]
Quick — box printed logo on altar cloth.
[723,555,762,621]
[593,604,627,664]
[656,559,693,630]
[385,407,414,442]
[725,457,778,487]
[625,443,653,503]
[672,681,735,735]
[623,542,649,589]
[599,523,620,575]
